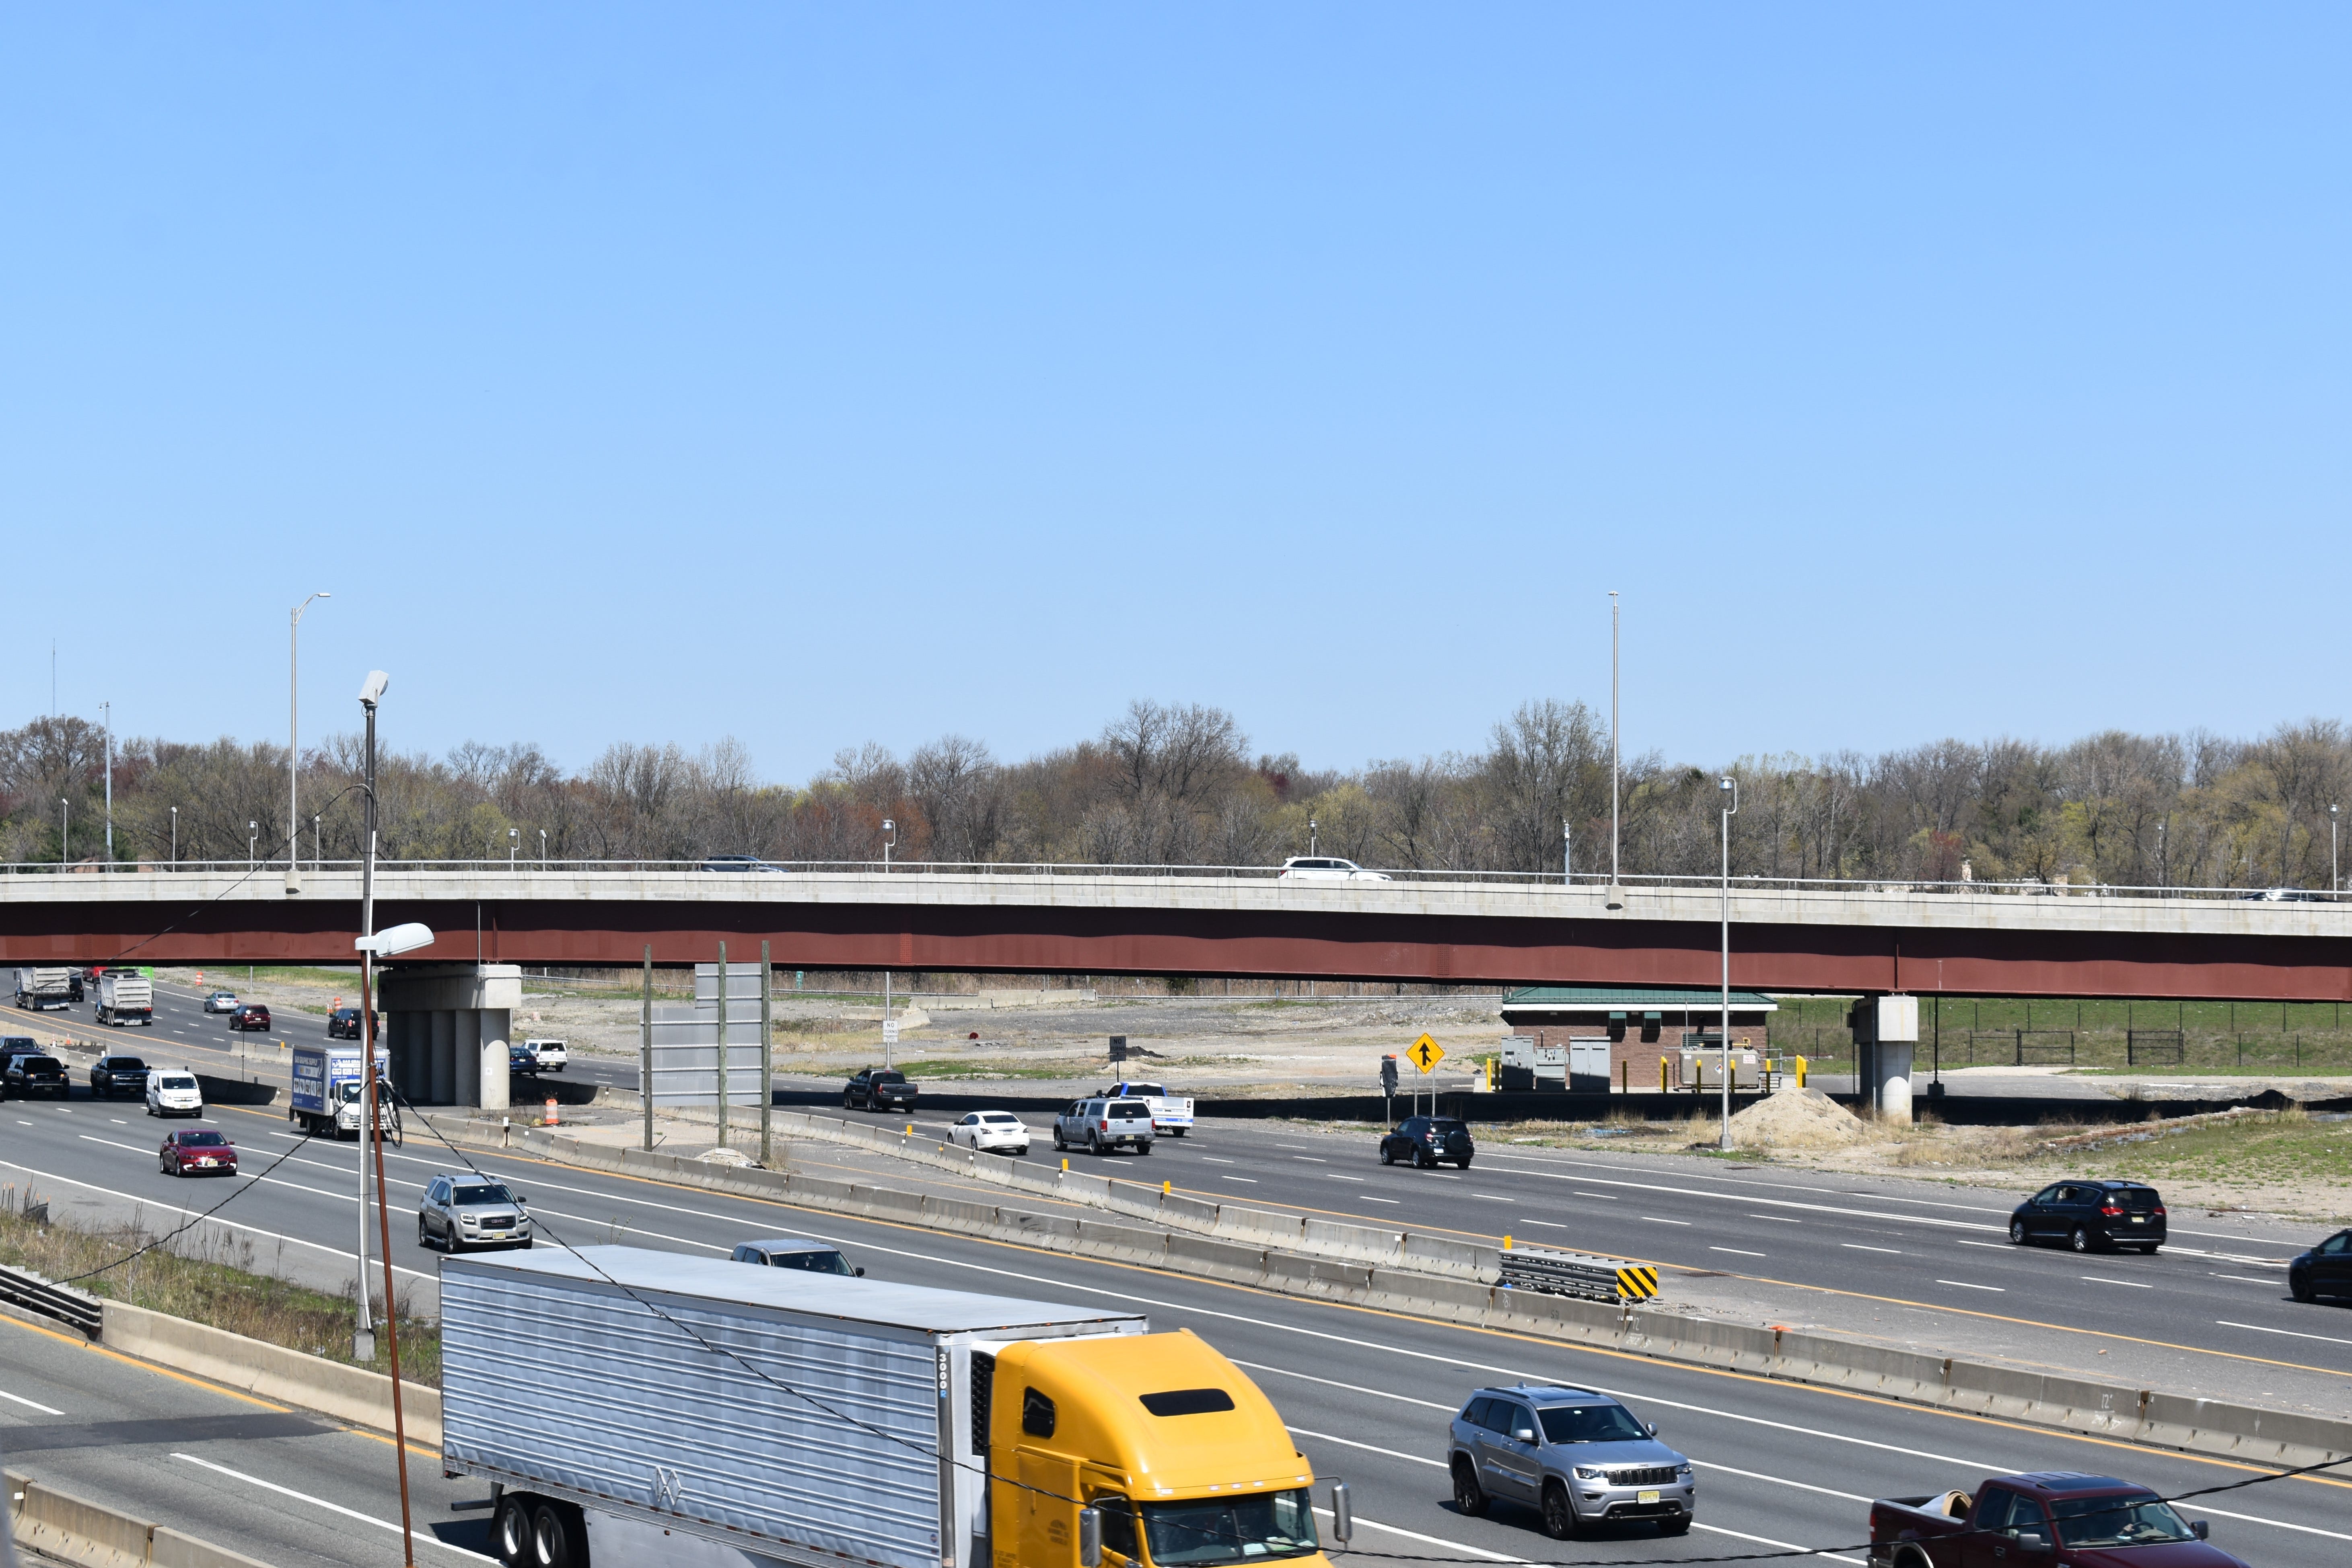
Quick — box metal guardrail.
[0,857,2344,904]
[1497,1244,1660,1304]
[0,1261,103,1338]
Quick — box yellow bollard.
[1660,1056,1669,1093]
[1796,1054,1808,1087]
[905,1123,913,1137]
[1061,1158,1070,1173]
[1503,1234,1512,1250]
[1162,1179,1170,1196]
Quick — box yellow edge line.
[427,1132,2352,1492]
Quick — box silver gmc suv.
[1448,1383,1694,1537]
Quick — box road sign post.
[1407,1033,1445,1117]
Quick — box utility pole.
[1563,818,1571,885]
[1718,777,1738,1152]
[640,946,654,1152]
[355,675,382,1360]
[715,941,729,1149]
[101,701,113,863]
[760,941,774,1167]
[1608,591,1622,908]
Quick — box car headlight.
[1572,1466,1607,1481]
[1677,1466,1694,1479]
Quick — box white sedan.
[949,1110,1031,1156]
[1276,856,1393,882]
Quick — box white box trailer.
[440,1246,1148,1568]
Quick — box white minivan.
[146,1070,205,1118]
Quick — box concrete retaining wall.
[7,1469,276,1568]
[430,1115,2352,1472]
[100,1301,440,1449]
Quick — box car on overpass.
[1276,855,1393,882]
[701,853,781,873]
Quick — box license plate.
[2130,1216,2145,1224]
[1638,1490,1661,1504]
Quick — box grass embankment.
[1769,995,2352,1079]
[0,1186,440,1385]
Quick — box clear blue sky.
[5,7,2346,779]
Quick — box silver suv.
[418,1174,533,1252]
[1448,1383,1693,1538]
[1052,1097,1155,1156]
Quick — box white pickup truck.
[521,1038,567,1072]
[1103,1078,1194,1137]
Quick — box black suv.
[91,1055,150,1097]
[1380,1114,1475,1169]
[2,1052,70,1099]
[845,1068,917,1112]
[2010,1180,2167,1253]
[2289,1229,2352,1303]
[327,1007,370,1040]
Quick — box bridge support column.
[378,964,521,1111]
[1851,994,1920,1124]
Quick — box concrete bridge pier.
[378,964,519,1112]
[1852,994,1920,1123]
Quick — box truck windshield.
[2048,1495,2196,1547]
[1140,1488,1318,1566]
[1537,1402,1649,1444]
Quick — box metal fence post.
[716,940,729,1149]
[640,945,653,1152]
[760,940,774,1167]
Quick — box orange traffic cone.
[544,1096,559,1127]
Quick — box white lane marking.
[1693,1521,1861,1564]
[1689,1460,1868,1503]
[1711,1247,1768,1258]
[1327,1175,1367,1184]
[1477,1157,2003,1236]
[1525,1220,1570,1228]
[0,1158,434,1284]
[2179,1500,2352,1542]
[1938,1280,2005,1292]
[1749,1214,1801,1223]
[1956,1240,2008,1249]
[1362,1196,1401,1204]
[0,1387,65,1415]
[1475,1194,1515,1202]
[171,1453,497,1561]
[1310,1504,1519,1561]
[1572,1191,1618,1200]
[2081,1276,2151,1289]
[2209,1275,2274,1285]
[1224,1176,1260,1184]
[14,1121,29,1127]
[2217,1319,2352,1348]
[1644,1217,1690,1225]
[110,1119,126,1125]
[1292,1156,1327,1164]
[1201,1157,1235,1164]
[1288,1424,1441,1466]
[1842,1244,1900,1254]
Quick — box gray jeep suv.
[1448,1383,1694,1537]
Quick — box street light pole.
[1718,776,1738,1153]
[289,592,331,882]
[59,799,68,865]
[1608,591,1622,907]
[354,672,387,1361]
[170,806,177,866]
[101,701,113,863]
[881,819,897,1069]
[508,828,519,869]
[2332,804,2340,894]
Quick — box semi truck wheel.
[492,1493,532,1566]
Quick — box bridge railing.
[1,856,2342,905]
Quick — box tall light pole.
[1718,775,1738,1152]
[59,798,69,865]
[2155,819,2166,892]
[354,671,389,1361]
[881,819,897,1069]
[289,592,331,885]
[248,822,258,869]
[1309,818,1319,857]
[170,806,177,866]
[1563,817,1572,885]
[2332,804,2340,894]
[508,827,519,869]
[101,701,113,863]
[539,828,547,868]
[1608,591,1622,908]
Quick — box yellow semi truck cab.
[990,1330,1332,1568]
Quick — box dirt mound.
[1729,1086,1868,1148]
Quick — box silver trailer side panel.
[441,1247,1143,1568]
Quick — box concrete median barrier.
[101,1300,441,1449]
[8,1468,278,1568]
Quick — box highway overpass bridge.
[2,865,2347,1001]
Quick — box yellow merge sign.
[1407,1033,1446,1074]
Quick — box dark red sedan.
[159,1129,238,1176]
[228,1003,271,1032]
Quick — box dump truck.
[95,970,154,1026]
[288,1043,394,1138]
[12,967,74,1011]
[440,1245,1345,1568]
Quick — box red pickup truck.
[1870,1473,2246,1568]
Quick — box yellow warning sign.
[1407,1033,1446,1074]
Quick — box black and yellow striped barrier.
[1497,1241,1663,1305]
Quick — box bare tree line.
[2,701,2346,889]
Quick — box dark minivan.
[2010,1180,2166,1253]
[1381,1114,1476,1169]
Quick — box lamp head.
[358,670,390,708]
[355,921,435,958]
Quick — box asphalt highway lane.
[25,986,2350,1385]
[4,1095,2350,1568]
